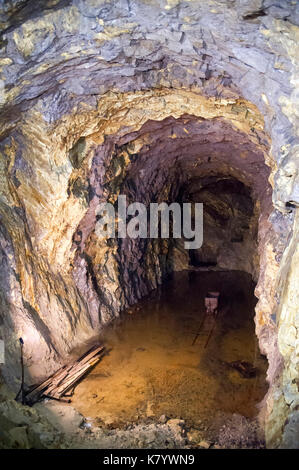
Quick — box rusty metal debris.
[228,360,258,378]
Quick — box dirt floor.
[61,270,268,448]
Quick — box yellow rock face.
[1,88,271,269]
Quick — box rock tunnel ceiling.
[0,0,298,450]
[72,113,272,321]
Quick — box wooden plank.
[63,347,104,377]
[43,350,104,398]
[24,344,105,404]
[50,359,100,398]
[54,357,101,395]
[43,366,74,395]
[73,346,104,367]
[76,346,104,362]
[26,365,69,398]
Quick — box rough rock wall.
[262,210,299,448]
[0,0,298,448]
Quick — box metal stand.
[192,311,207,345]
[15,337,25,404]
[204,309,219,349]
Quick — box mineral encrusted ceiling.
[0,0,298,449]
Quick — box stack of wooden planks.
[24,344,105,405]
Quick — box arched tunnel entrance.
[1,82,293,450]
[65,112,272,447]
[72,111,272,313]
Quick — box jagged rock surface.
[0,0,298,448]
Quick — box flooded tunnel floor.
[71,271,268,438]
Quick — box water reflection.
[71,271,268,429]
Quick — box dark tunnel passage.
[66,114,273,446]
[73,114,272,312]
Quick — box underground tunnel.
[0,0,298,451]
[65,113,271,446]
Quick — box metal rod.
[192,310,207,346]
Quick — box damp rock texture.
[0,378,64,448]
[0,0,298,448]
